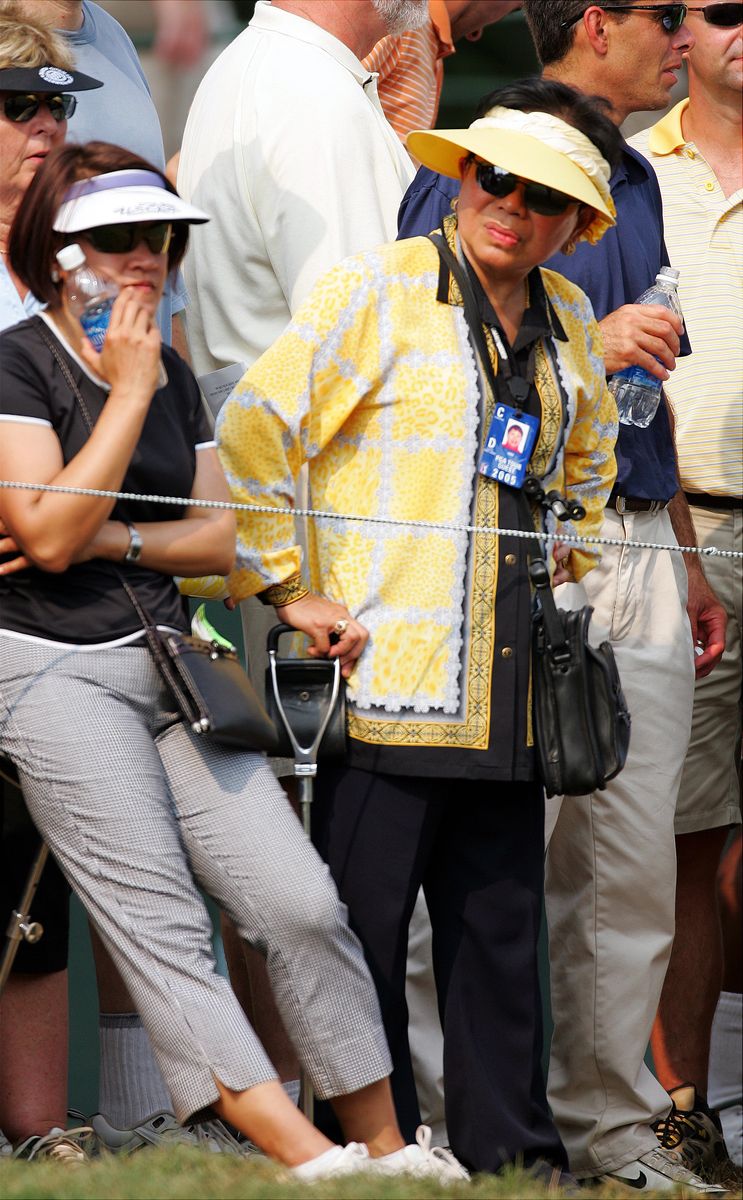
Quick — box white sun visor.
[53,170,209,232]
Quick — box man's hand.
[599,304,683,380]
[276,594,368,679]
[0,520,30,575]
[687,567,727,679]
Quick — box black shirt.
[0,315,213,644]
[347,263,568,781]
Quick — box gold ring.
[333,619,349,636]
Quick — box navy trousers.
[312,766,567,1174]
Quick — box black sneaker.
[653,1084,742,1188]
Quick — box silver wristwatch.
[124,522,143,563]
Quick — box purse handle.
[427,234,570,658]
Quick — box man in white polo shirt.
[629,0,742,1183]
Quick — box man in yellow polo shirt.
[629,0,742,1183]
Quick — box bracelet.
[259,574,310,608]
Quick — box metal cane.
[267,626,343,1121]
[0,757,49,997]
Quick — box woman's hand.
[275,594,369,679]
[552,542,575,587]
[78,291,162,401]
[0,520,30,575]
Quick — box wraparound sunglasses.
[3,92,76,123]
[473,161,576,217]
[686,3,742,25]
[562,3,688,31]
[78,221,174,255]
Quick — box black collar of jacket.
[434,212,568,351]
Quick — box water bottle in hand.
[56,243,119,352]
[608,266,683,428]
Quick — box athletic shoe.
[0,1128,12,1157]
[653,1084,742,1188]
[13,1124,93,1165]
[370,1124,470,1182]
[91,1109,247,1155]
[595,1146,727,1193]
[290,1141,371,1179]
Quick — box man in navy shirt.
[399,1,727,1194]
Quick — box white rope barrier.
[1,478,741,559]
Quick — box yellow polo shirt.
[630,101,742,498]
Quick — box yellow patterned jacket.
[218,225,617,751]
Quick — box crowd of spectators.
[0,0,740,1193]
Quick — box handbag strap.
[427,234,570,657]
[35,317,159,635]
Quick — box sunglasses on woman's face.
[3,92,76,123]
[473,161,576,217]
[687,3,743,25]
[562,4,688,33]
[79,222,174,255]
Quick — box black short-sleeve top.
[0,314,214,645]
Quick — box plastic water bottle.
[608,266,683,428]
[56,243,119,352]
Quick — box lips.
[485,222,520,247]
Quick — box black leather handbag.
[265,624,346,760]
[529,557,630,797]
[142,621,278,753]
[429,233,631,799]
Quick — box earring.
[450,196,459,214]
[562,239,577,257]
[50,267,61,281]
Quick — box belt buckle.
[614,495,627,514]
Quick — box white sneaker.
[290,1141,371,1180]
[598,1147,727,1193]
[371,1125,470,1182]
[13,1125,93,1165]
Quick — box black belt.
[608,489,669,514]
[684,491,742,511]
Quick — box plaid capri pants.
[0,635,391,1122]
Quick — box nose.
[29,103,62,138]
[496,179,528,216]
[126,239,162,269]
[673,18,695,54]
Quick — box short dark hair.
[521,0,629,67]
[8,141,190,309]
[473,77,622,172]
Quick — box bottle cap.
[56,243,86,271]
[657,266,680,284]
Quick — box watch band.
[124,522,143,563]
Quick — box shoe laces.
[654,1104,695,1149]
[414,1125,470,1180]
[17,1125,93,1165]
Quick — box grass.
[2,1149,737,1200]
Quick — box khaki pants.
[545,509,695,1176]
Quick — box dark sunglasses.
[3,92,76,123]
[686,3,742,25]
[561,4,688,32]
[473,161,576,217]
[79,222,174,255]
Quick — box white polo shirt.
[630,101,742,498]
[178,0,415,376]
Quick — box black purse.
[36,321,278,755]
[428,235,630,798]
[265,624,346,760]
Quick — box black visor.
[0,64,103,94]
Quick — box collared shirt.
[178,0,415,376]
[362,0,455,143]
[398,145,691,502]
[0,260,43,333]
[630,101,742,498]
